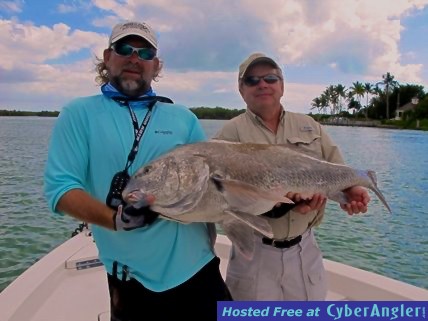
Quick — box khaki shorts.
[225,229,327,300]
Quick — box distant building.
[395,97,419,120]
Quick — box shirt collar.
[245,106,285,123]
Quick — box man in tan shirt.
[214,53,370,300]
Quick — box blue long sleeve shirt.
[44,94,214,291]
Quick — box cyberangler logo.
[327,303,426,321]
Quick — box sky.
[1,0,428,114]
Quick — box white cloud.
[92,0,138,21]
[0,19,107,69]
[57,1,94,14]
[1,0,427,112]
[154,69,323,113]
[240,0,428,83]
[88,0,428,81]
[284,82,328,113]
[0,19,106,110]
[0,58,100,109]
[0,0,24,13]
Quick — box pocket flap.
[287,135,320,145]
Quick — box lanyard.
[111,96,174,174]
[123,100,156,173]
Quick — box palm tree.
[334,84,347,114]
[376,72,399,119]
[323,86,335,115]
[363,82,373,119]
[349,81,365,114]
[347,96,362,112]
[319,93,329,114]
[311,97,323,114]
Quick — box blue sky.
[1,0,427,113]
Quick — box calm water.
[0,117,427,292]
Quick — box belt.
[262,235,302,249]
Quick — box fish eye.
[136,165,151,178]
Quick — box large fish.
[122,140,391,258]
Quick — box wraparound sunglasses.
[111,43,156,61]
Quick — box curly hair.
[93,54,164,86]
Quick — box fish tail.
[365,170,392,214]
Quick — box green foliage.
[313,74,427,122]
[190,106,245,119]
[0,110,59,117]
[370,84,426,119]
[412,96,428,119]
[401,118,428,130]
[1,106,246,120]
[418,119,428,130]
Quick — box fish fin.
[329,169,392,214]
[365,170,392,214]
[224,210,274,239]
[220,219,256,260]
[211,175,293,215]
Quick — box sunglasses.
[243,74,282,87]
[111,43,156,61]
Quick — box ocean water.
[0,117,427,292]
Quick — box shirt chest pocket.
[286,135,322,159]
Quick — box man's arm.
[56,189,116,230]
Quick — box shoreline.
[319,119,427,131]
[1,115,426,131]
[320,120,400,130]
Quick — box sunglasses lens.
[243,76,261,86]
[113,44,156,60]
[264,75,281,84]
[243,74,281,86]
[138,48,156,60]
[114,43,133,57]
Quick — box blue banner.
[217,301,428,321]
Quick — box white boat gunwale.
[1,229,428,321]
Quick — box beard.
[110,73,150,98]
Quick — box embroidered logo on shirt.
[155,130,173,135]
[300,126,313,132]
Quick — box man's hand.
[285,192,327,214]
[340,186,370,215]
[113,195,159,231]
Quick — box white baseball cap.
[238,52,283,79]
[108,21,158,49]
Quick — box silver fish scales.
[122,141,391,258]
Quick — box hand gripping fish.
[122,141,392,259]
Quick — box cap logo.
[120,22,150,32]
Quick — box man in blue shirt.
[44,20,232,321]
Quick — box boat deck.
[1,230,427,321]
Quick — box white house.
[395,97,419,120]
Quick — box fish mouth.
[122,189,145,204]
